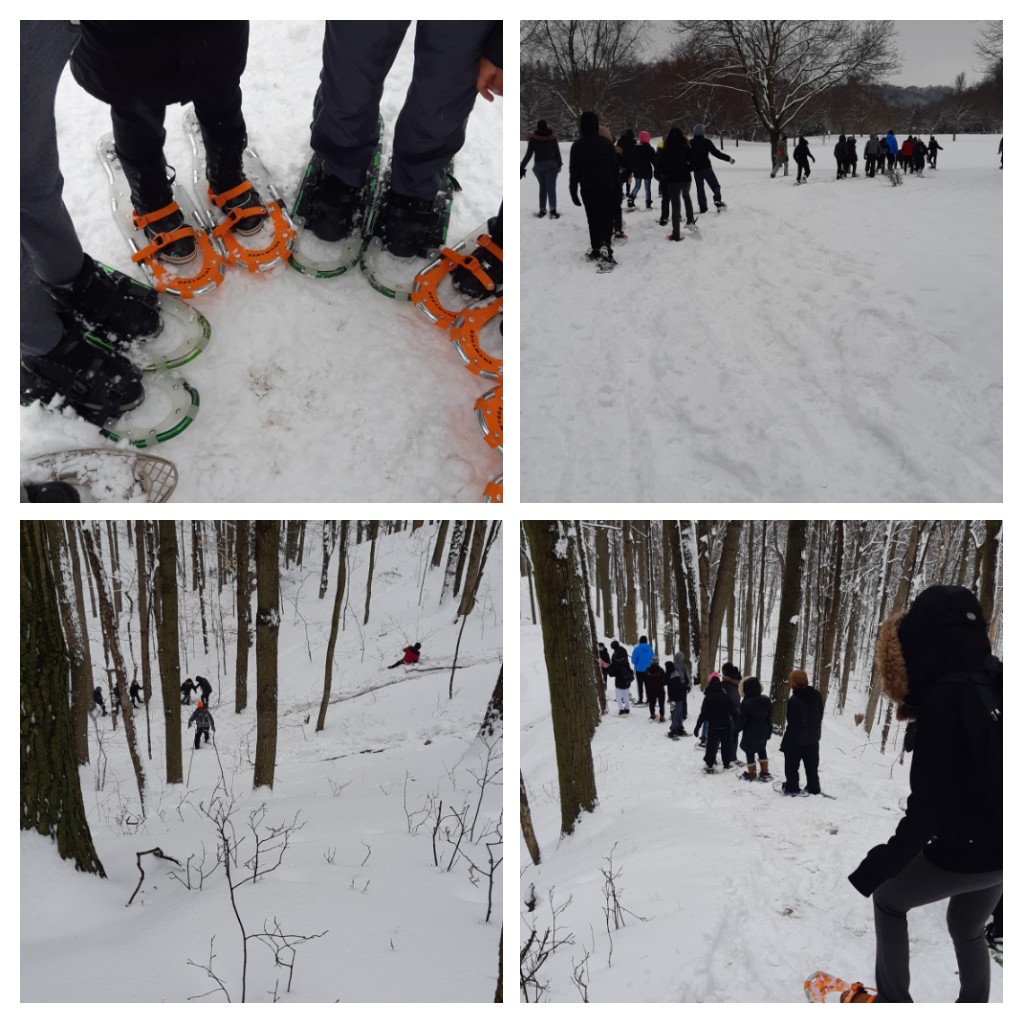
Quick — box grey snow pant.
[312,21,494,199]
[872,851,1002,1002]
[21,21,84,356]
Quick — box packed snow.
[519,623,1003,1003]
[21,524,503,1002]
[520,133,1002,501]
[21,21,503,502]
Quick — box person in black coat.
[793,137,814,183]
[645,656,667,722]
[666,658,688,738]
[195,675,213,704]
[656,126,696,241]
[597,642,611,687]
[720,662,743,765]
[608,639,634,714]
[689,123,735,212]
[779,669,823,793]
[849,585,1002,1003]
[521,120,563,218]
[629,131,658,209]
[926,136,943,169]
[913,137,928,175]
[846,135,858,177]
[694,677,738,771]
[617,129,637,202]
[737,677,773,780]
[180,678,196,705]
[569,111,620,262]
[92,685,108,716]
[129,680,143,707]
[834,134,848,179]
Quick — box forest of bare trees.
[521,520,1002,837]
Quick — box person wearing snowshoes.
[666,657,689,738]
[720,662,744,766]
[20,21,159,440]
[628,130,658,210]
[645,655,668,723]
[129,680,144,708]
[737,677,773,781]
[794,137,814,183]
[188,700,216,749]
[70,22,267,266]
[631,635,655,705]
[597,642,612,688]
[689,123,734,213]
[926,136,943,169]
[694,674,738,772]
[180,678,196,706]
[569,111,620,268]
[656,127,697,241]
[388,642,422,669]
[92,685,108,717]
[608,640,634,714]
[304,21,501,260]
[849,585,1002,1003]
[770,135,789,177]
[521,120,563,219]
[779,669,823,794]
[195,675,213,705]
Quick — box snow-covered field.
[21,22,503,502]
[21,526,503,1002]
[519,622,1003,1003]
[521,134,1002,502]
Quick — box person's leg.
[682,182,695,223]
[873,852,1002,1003]
[581,191,602,250]
[803,744,821,794]
[705,168,722,203]
[533,165,546,211]
[783,748,801,792]
[647,694,657,719]
[391,21,494,198]
[669,182,681,237]
[705,728,722,767]
[636,670,646,704]
[644,177,652,205]
[312,21,409,187]
[694,169,708,211]
[546,169,559,213]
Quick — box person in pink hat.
[629,130,658,210]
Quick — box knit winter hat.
[742,677,762,697]
[638,130,651,143]
[537,120,548,132]
[722,662,741,680]
[580,111,599,135]
[707,671,721,684]
[693,123,705,136]
[789,669,809,688]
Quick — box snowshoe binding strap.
[841,983,876,1003]
[451,296,503,380]
[473,385,502,453]
[411,232,503,329]
[129,222,223,299]
[102,374,200,448]
[482,474,502,503]
[208,182,296,273]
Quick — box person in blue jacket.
[631,634,654,704]
[885,131,899,172]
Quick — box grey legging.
[872,851,1002,1002]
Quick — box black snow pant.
[647,691,665,719]
[666,180,694,237]
[194,726,211,749]
[532,160,560,213]
[692,167,722,211]
[795,158,811,181]
[580,188,615,252]
[634,670,647,704]
[872,852,1002,1002]
[783,742,820,793]
[705,725,731,768]
[20,20,84,356]
[312,21,494,198]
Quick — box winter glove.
[571,192,582,207]
[520,166,526,179]
[848,848,888,897]
[730,157,736,164]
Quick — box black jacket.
[188,707,215,732]
[656,130,693,183]
[666,665,686,702]
[632,141,658,178]
[521,129,562,171]
[616,131,637,173]
[569,134,619,200]
[780,686,823,750]
[645,663,667,697]
[695,681,738,732]
[737,695,773,752]
[609,645,633,686]
[794,139,814,164]
[688,135,732,170]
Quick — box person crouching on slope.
[388,642,422,669]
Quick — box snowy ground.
[520,134,1002,502]
[519,622,1003,1003]
[21,527,503,1002]
[21,21,503,502]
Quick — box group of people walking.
[520,115,736,266]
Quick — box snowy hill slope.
[21,22,503,502]
[520,134,1001,501]
[520,623,1002,1004]
[21,525,503,1002]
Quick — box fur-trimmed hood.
[874,585,991,721]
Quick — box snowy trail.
[520,627,1002,1003]
[521,136,1001,501]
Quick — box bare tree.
[156,520,184,784]
[316,522,349,733]
[235,520,252,714]
[362,519,379,625]
[675,20,899,163]
[253,521,281,790]
[21,521,106,877]
[974,20,1002,84]
[769,520,807,729]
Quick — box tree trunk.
[317,522,349,732]
[596,524,614,639]
[21,521,105,877]
[520,771,541,865]
[621,520,638,641]
[817,521,844,710]
[457,519,487,618]
[134,521,153,760]
[575,524,606,714]
[253,521,281,789]
[480,664,503,736]
[770,520,808,731]
[521,523,537,625]
[82,526,147,818]
[977,520,1001,626]
[452,520,473,599]
[235,520,253,714]
[523,521,598,835]
[441,521,466,602]
[431,520,450,568]
[495,924,503,1003]
[156,521,184,784]
[65,522,95,764]
[363,520,379,625]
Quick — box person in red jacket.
[389,642,422,669]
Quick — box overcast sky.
[642,21,991,88]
